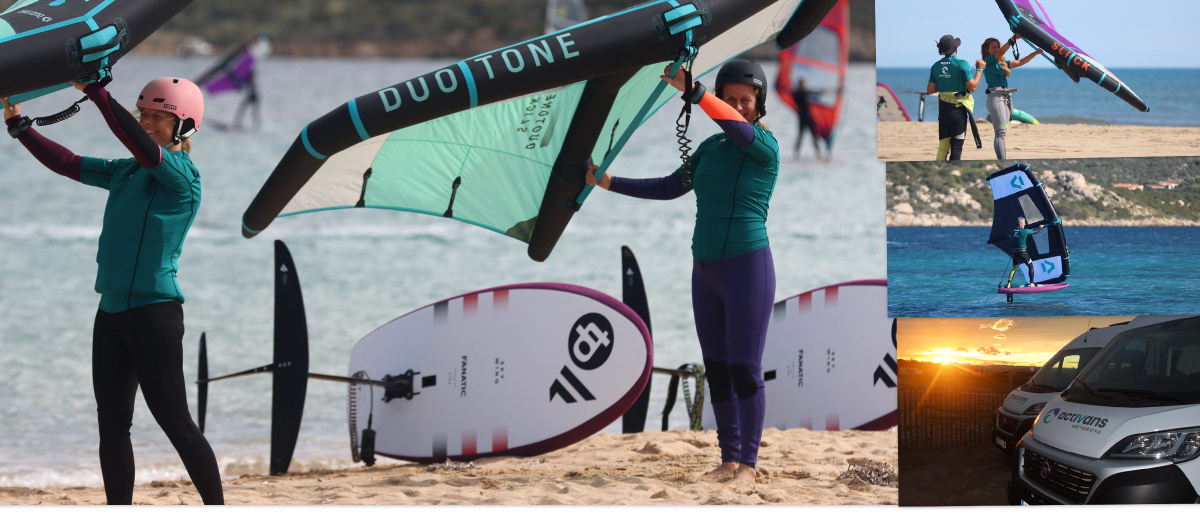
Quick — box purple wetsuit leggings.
[692,245,775,467]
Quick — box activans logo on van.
[1041,407,1109,434]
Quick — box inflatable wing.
[0,0,195,102]
[986,163,1070,285]
[240,0,840,262]
[996,0,1148,112]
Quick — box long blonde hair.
[982,38,1011,76]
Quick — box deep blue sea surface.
[876,68,1200,126]
[888,226,1200,318]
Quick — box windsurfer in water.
[3,79,223,505]
[790,78,827,160]
[1006,217,1045,288]
[586,59,778,485]
[980,35,1043,160]
[928,34,982,161]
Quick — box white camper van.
[1008,315,1200,504]
[992,316,1182,454]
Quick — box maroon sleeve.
[6,116,82,182]
[84,83,163,168]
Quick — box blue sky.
[876,0,1200,68]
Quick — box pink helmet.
[136,77,205,144]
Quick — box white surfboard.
[703,280,896,431]
[347,283,651,462]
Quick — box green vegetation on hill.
[888,159,1200,224]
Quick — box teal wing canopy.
[278,64,683,242]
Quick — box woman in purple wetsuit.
[587,60,780,485]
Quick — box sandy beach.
[0,428,897,506]
[877,121,1200,161]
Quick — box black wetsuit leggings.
[795,114,821,156]
[938,100,968,160]
[1011,250,1036,284]
[93,301,224,505]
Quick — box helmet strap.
[171,118,197,146]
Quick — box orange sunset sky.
[898,316,1135,367]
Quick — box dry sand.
[0,428,897,506]
[877,121,1200,161]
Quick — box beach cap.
[136,77,205,145]
[936,34,961,55]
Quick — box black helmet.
[714,59,767,121]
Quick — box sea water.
[876,68,1200,126]
[887,226,1200,318]
[0,57,884,487]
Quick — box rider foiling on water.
[1006,216,1046,288]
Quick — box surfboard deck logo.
[569,313,613,370]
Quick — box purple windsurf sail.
[195,33,273,96]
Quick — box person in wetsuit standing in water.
[4,78,223,505]
[1007,216,1046,288]
[587,59,778,485]
[791,78,826,160]
[928,34,982,161]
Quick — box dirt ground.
[899,445,1012,506]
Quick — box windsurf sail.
[240,0,840,262]
[195,33,272,97]
[545,0,588,34]
[1,0,196,103]
[995,0,1147,112]
[775,0,848,147]
[986,163,1070,285]
[194,33,273,127]
[875,82,911,122]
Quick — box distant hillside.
[55,0,875,60]
[887,159,1200,226]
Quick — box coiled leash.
[7,69,113,139]
[674,47,704,188]
[661,363,706,431]
[347,370,378,466]
[573,0,709,207]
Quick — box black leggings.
[938,100,969,161]
[1010,250,1036,285]
[93,301,224,505]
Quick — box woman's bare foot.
[704,461,738,478]
[729,464,756,484]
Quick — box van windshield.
[1022,348,1102,393]
[1065,317,1200,407]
